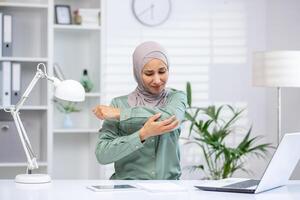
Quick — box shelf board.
[0,162,48,167]
[0,106,48,111]
[54,129,99,134]
[0,57,48,62]
[0,2,48,9]
[85,92,101,97]
[54,24,101,31]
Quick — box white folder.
[0,63,2,105]
[2,61,11,107]
[3,14,12,57]
[0,13,3,57]
[11,62,21,104]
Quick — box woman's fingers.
[94,111,102,119]
[92,107,97,113]
[160,115,176,126]
[93,106,104,120]
[92,106,100,115]
[93,105,121,120]
[141,114,180,138]
[162,119,179,132]
[149,113,161,122]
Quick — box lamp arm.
[12,111,38,170]
[14,64,48,112]
[3,63,49,172]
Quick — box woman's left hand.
[92,105,120,120]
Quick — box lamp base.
[15,174,51,184]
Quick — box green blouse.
[95,89,187,180]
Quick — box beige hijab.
[128,41,169,107]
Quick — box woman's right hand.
[92,105,120,120]
[139,113,179,141]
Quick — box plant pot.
[63,114,73,129]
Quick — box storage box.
[77,9,100,26]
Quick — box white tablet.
[87,184,137,192]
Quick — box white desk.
[0,180,300,200]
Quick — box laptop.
[195,132,300,194]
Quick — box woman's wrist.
[139,128,147,142]
[114,108,121,120]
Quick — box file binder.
[1,61,11,107]
[0,63,2,105]
[11,62,21,104]
[0,13,3,57]
[2,14,12,57]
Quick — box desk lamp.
[4,63,85,183]
[253,51,300,145]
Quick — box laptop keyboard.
[224,179,260,189]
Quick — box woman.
[93,41,187,180]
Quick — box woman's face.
[141,58,169,95]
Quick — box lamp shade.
[253,51,300,87]
[54,80,85,102]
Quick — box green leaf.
[215,105,225,122]
[53,100,81,114]
[223,106,245,130]
[183,82,272,180]
[186,82,192,108]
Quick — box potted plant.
[53,99,81,128]
[184,82,273,180]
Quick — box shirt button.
[151,171,155,175]
[135,146,139,149]
[151,139,154,142]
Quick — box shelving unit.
[85,92,101,97]
[54,24,101,31]
[52,0,102,179]
[0,0,51,179]
[0,162,48,167]
[0,57,48,62]
[0,106,48,110]
[0,2,48,9]
[53,128,99,134]
[0,0,103,179]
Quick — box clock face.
[132,0,172,27]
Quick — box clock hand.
[137,5,153,17]
[150,4,154,20]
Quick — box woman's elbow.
[95,146,113,165]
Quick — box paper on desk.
[136,182,187,192]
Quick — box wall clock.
[132,0,172,27]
